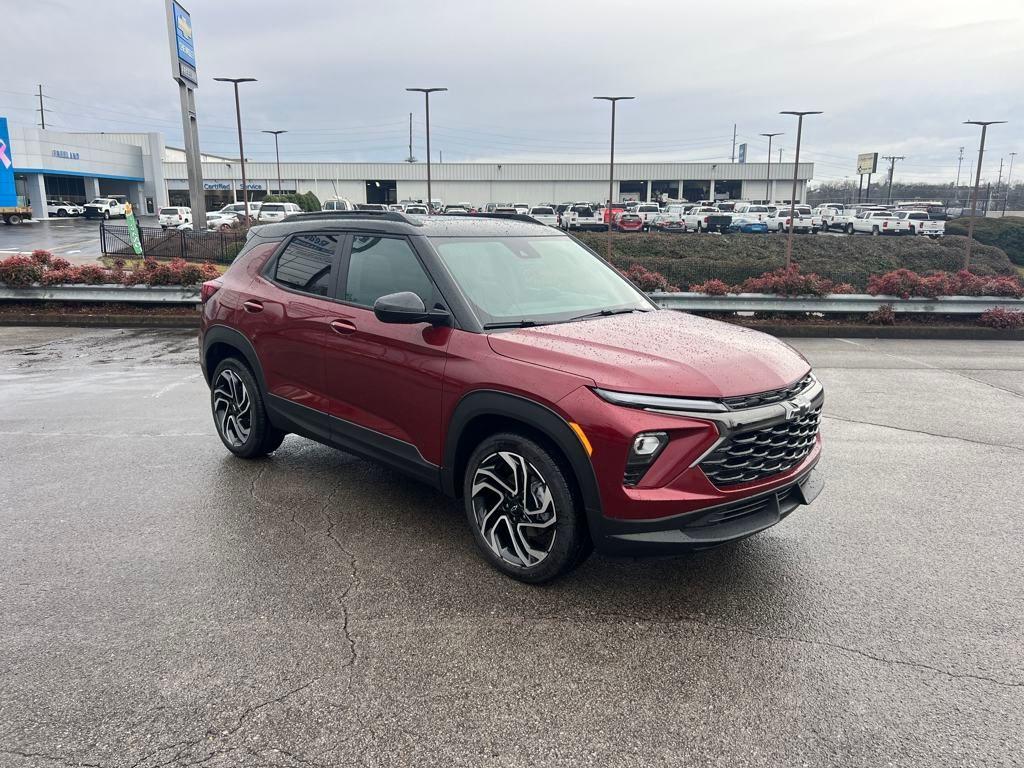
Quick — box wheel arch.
[442,390,603,519]
[201,325,266,394]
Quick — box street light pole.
[214,77,257,221]
[262,130,287,193]
[406,88,447,212]
[594,95,635,259]
[760,132,783,204]
[780,110,822,267]
[963,120,1006,269]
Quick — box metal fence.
[100,223,246,264]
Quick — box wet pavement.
[1,328,1022,767]
[0,217,158,264]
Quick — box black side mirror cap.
[373,291,451,326]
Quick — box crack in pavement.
[0,749,103,768]
[534,611,1024,690]
[822,414,1024,453]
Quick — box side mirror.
[373,292,450,326]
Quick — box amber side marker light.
[568,422,593,456]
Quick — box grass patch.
[574,231,1015,291]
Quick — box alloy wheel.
[471,451,557,568]
[212,368,252,447]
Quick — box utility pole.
[955,146,964,199]
[760,132,783,204]
[882,155,904,205]
[594,96,635,259]
[780,110,822,267]
[963,120,1006,269]
[996,157,1004,213]
[730,123,737,162]
[36,84,50,129]
[1002,152,1016,216]
[405,113,416,163]
[406,88,447,212]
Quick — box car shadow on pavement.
[215,434,812,631]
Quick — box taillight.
[200,279,223,304]
[703,216,708,223]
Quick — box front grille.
[700,406,821,487]
[721,374,814,410]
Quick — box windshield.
[159,208,179,215]
[89,199,110,204]
[432,235,652,327]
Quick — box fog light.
[624,432,669,487]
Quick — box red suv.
[199,212,823,582]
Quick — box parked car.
[601,202,628,226]
[355,203,388,212]
[727,215,770,234]
[46,199,83,217]
[217,202,262,221]
[814,204,844,232]
[732,203,771,223]
[83,196,129,220]
[527,206,558,227]
[404,205,429,215]
[198,212,824,583]
[765,206,813,234]
[256,202,303,223]
[561,203,604,231]
[634,203,661,231]
[794,205,821,233]
[206,211,246,231]
[323,198,356,212]
[651,203,688,232]
[682,206,731,233]
[892,210,945,238]
[493,206,519,215]
[613,211,644,232]
[850,209,899,235]
[159,206,193,229]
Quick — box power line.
[881,155,905,204]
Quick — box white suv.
[46,199,84,217]
[159,206,193,230]
[255,202,302,223]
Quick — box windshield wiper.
[567,308,648,323]
[482,320,543,330]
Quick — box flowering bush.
[867,269,1024,299]
[737,265,836,297]
[831,282,856,294]
[619,263,679,292]
[688,278,731,295]
[0,256,44,287]
[0,254,220,288]
[977,308,1024,329]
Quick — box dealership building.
[1,118,813,217]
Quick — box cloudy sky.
[5,0,1022,184]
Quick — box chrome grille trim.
[721,373,815,410]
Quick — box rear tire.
[872,226,880,236]
[210,358,286,459]
[821,222,829,232]
[57,209,68,217]
[845,223,855,234]
[7,214,22,225]
[463,432,591,584]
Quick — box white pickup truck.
[814,204,845,232]
[827,205,888,234]
[893,209,944,238]
[634,203,661,231]
[682,206,731,233]
[765,206,814,233]
[83,196,129,220]
[560,202,604,231]
[851,209,899,235]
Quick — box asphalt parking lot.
[0,217,158,264]
[1,327,1022,767]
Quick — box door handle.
[330,319,357,335]
[242,300,264,313]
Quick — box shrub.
[866,268,922,299]
[946,216,1024,267]
[978,308,1024,329]
[867,304,896,325]
[620,263,677,292]
[31,249,53,265]
[40,267,80,286]
[831,282,856,294]
[688,278,731,295]
[0,255,44,287]
[738,265,835,296]
[49,257,71,271]
[75,265,109,285]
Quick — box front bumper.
[593,463,823,555]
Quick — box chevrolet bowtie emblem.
[782,397,811,420]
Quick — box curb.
[0,314,200,329]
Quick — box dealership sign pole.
[165,1,206,229]
[856,152,877,205]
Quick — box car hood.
[487,310,809,398]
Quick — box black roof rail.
[283,210,420,225]
[468,212,541,224]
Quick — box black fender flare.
[201,324,267,393]
[442,390,603,520]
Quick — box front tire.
[210,358,285,459]
[463,433,591,583]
